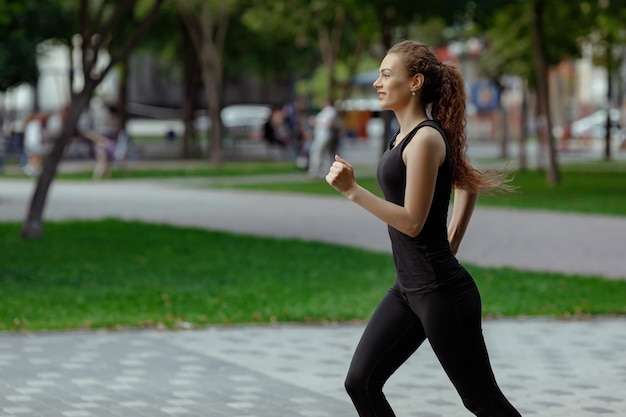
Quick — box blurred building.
[2,39,622,145]
[1,41,294,131]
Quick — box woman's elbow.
[404,222,423,238]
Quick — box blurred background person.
[80,104,121,179]
[22,112,49,176]
[307,99,337,178]
[263,105,289,150]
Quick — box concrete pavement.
[1,319,625,417]
[1,170,626,416]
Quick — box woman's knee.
[461,393,521,417]
[345,366,374,398]
[344,369,364,397]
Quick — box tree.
[22,0,164,239]
[477,4,534,170]
[131,2,204,159]
[579,0,626,160]
[472,0,588,185]
[532,0,560,184]
[178,0,239,165]
[133,0,314,161]
[243,0,372,105]
[0,0,73,94]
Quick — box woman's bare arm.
[447,187,479,255]
[326,128,445,237]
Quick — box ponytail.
[389,40,513,193]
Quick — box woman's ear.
[411,73,425,91]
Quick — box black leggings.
[345,276,521,417]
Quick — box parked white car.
[570,108,624,141]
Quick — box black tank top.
[376,120,465,293]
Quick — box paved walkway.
[1,319,625,417]
[1,167,626,416]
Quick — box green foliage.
[223,15,316,81]
[242,0,379,101]
[579,0,626,69]
[479,4,534,80]
[0,0,74,90]
[474,1,589,83]
[407,18,452,48]
[50,161,300,180]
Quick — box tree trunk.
[532,0,560,185]
[499,103,509,159]
[206,84,222,165]
[340,39,365,103]
[378,12,394,156]
[604,42,614,161]
[380,111,392,156]
[67,42,75,99]
[21,0,164,239]
[519,81,529,171]
[22,88,93,239]
[117,57,129,130]
[317,11,345,103]
[179,14,201,159]
[180,2,228,166]
[199,46,223,165]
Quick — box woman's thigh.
[347,285,427,384]
[406,280,498,400]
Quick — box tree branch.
[91,0,109,36]
[215,2,231,57]
[93,0,137,52]
[178,6,203,55]
[102,0,165,83]
[79,0,89,74]
[318,26,331,66]
[330,10,345,59]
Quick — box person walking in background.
[263,105,289,151]
[81,104,121,180]
[307,99,337,178]
[22,112,49,176]
[325,40,521,416]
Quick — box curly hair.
[388,40,510,192]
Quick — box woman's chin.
[378,101,391,111]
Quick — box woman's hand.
[326,155,357,197]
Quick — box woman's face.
[373,53,412,112]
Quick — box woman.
[325,40,521,417]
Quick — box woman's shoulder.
[404,125,446,165]
[411,124,445,148]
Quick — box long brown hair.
[388,40,510,192]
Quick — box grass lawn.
[215,161,626,217]
[1,220,624,332]
[55,160,302,180]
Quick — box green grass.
[1,220,624,332]
[55,161,301,180]
[219,163,626,217]
[476,168,626,215]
